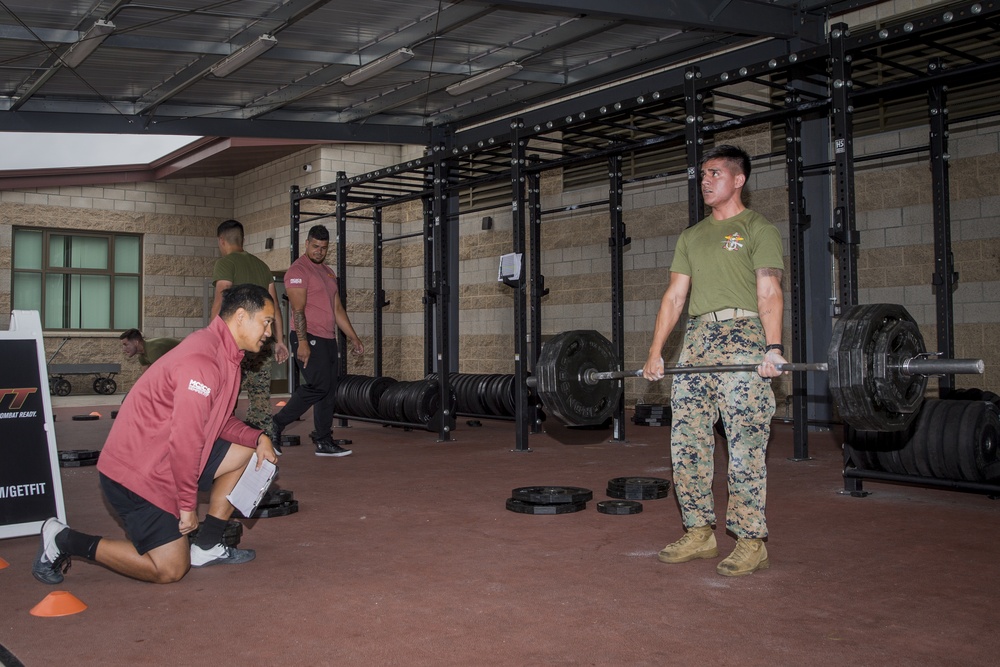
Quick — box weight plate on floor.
[511,486,593,504]
[606,476,670,491]
[249,499,299,518]
[59,449,100,460]
[596,500,643,515]
[606,485,670,500]
[71,414,99,421]
[505,498,587,515]
[260,488,294,506]
[281,434,300,447]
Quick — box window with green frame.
[11,228,141,331]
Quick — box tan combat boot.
[716,538,769,577]
[657,525,718,563]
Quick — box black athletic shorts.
[99,438,231,555]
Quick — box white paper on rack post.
[225,454,277,517]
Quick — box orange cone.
[276,401,287,407]
[0,556,9,569]
[30,591,87,617]
[89,411,102,418]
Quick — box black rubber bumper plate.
[596,500,643,515]
[606,476,670,500]
[58,449,100,467]
[511,486,593,504]
[505,497,587,515]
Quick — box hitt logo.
[1,387,37,411]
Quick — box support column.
[684,66,705,226]
[430,156,456,440]
[527,160,546,434]
[373,204,385,378]
[511,120,532,452]
[608,154,629,441]
[928,64,957,394]
[785,106,810,460]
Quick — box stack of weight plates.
[505,486,592,515]
[633,404,670,426]
[606,476,670,500]
[58,449,100,467]
[234,487,299,519]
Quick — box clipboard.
[225,454,277,517]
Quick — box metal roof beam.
[0,110,433,145]
[488,0,808,39]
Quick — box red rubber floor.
[1,402,996,666]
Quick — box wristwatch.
[764,343,784,355]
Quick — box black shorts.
[99,438,231,555]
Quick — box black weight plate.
[281,434,300,447]
[606,485,670,500]
[974,403,1000,482]
[59,449,100,461]
[59,458,98,468]
[249,499,299,518]
[828,303,927,432]
[939,401,967,481]
[596,500,643,515]
[606,476,671,491]
[511,486,593,504]
[924,399,951,479]
[955,401,986,482]
[505,498,587,515]
[71,414,99,421]
[111,410,118,419]
[260,488,294,505]
[501,374,515,417]
[534,330,621,426]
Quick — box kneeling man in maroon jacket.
[33,283,280,584]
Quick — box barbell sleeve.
[900,358,984,376]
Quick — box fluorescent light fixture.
[340,48,414,86]
[61,20,115,68]
[446,62,523,96]
[210,34,277,78]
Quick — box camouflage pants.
[242,363,275,440]
[669,316,775,539]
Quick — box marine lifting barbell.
[526,303,985,432]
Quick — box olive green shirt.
[670,208,784,317]
[139,337,181,367]
[212,251,274,291]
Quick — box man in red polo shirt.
[33,284,280,585]
[272,224,364,457]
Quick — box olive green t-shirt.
[670,208,783,317]
[138,337,180,367]
[212,251,274,291]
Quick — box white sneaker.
[190,542,256,567]
[32,517,70,584]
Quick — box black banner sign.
[1,327,64,539]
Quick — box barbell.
[527,303,985,432]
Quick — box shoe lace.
[729,539,758,561]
